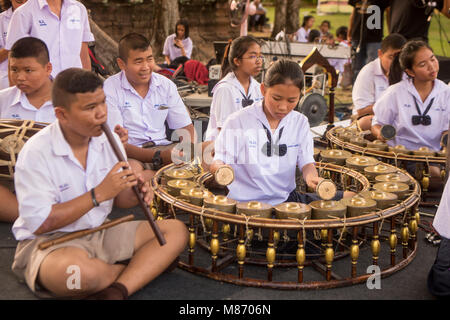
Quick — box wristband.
[91,188,100,207]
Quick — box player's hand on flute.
[136,174,152,205]
[95,161,137,203]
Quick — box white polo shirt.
[295,27,309,42]
[104,71,192,147]
[0,86,55,123]
[0,8,12,89]
[12,120,126,241]
[433,177,450,239]
[5,0,95,77]
[352,58,390,115]
[373,78,450,151]
[162,34,193,62]
[205,71,263,141]
[214,101,315,206]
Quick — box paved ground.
[0,204,440,301]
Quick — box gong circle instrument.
[326,125,447,205]
[151,160,421,290]
[0,119,48,181]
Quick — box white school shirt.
[433,177,450,239]
[5,0,95,77]
[12,120,126,241]
[0,86,55,123]
[295,27,309,42]
[205,71,263,141]
[372,78,450,151]
[352,58,389,115]
[162,34,193,62]
[104,71,192,147]
[214,101,315,206]
[0,8,12,90]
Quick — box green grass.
[265,5,450,57]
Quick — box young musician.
[104,33,195,167]
[210,60,354,205]
[0,37,55,122]
[352,33,406,131]
[205,35,264,141]
[371,40,450,180]
[11,68,188,299]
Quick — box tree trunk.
[271,0,287,38]
[88,17,120,75]
[286,0,301,34]
[150,0,180,57]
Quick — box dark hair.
[308,29,321,43]
[1,0,12,11]
[175,20,189,39]
[221,35,261,78]
[118,33,151,62]
[336,26,348,39]
[320,20,331,28]
[52,68,103,109]
[302,15,314,28]
[10,37,50,66]
[388,40,433,85]
[263,59,304,91]
[380,33,407,53]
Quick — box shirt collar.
[405,78,440,104]
[11,86,53,111]
[52,120,108,157]
[222,71,257,96]
[38,0,73,10]
[374,58,387,78]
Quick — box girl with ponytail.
[205,35,264,141]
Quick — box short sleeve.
[166,81,192,129]
[5,9,29,50]
[81,4,95,42]
[372,89,397,126]
[211,84,240,128]
[352,65,376,111]
[104,79,124,129]
[14,147,57,235]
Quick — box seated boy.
[0,37,55,122]
[352,33,406,131]
[104,33,195,169]
[11,68,188,299]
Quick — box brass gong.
[388,145,411,155]
[363,164,397,180]
[203,195,237,213]
[274,202,312,220]
[375,172,412,185]
[236,201,273,218]
[167,179,198,196]
[164,168,195,182]
[359,190,398,210]
[320,149,352,166]
[373,182,409,200]
[349,136,368,147]
[179,187,214,206]
[413,147,435,157]
[340,196,377,217]
[309,200,347,220]
[366,140,388,151]
[346,155,379,172]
